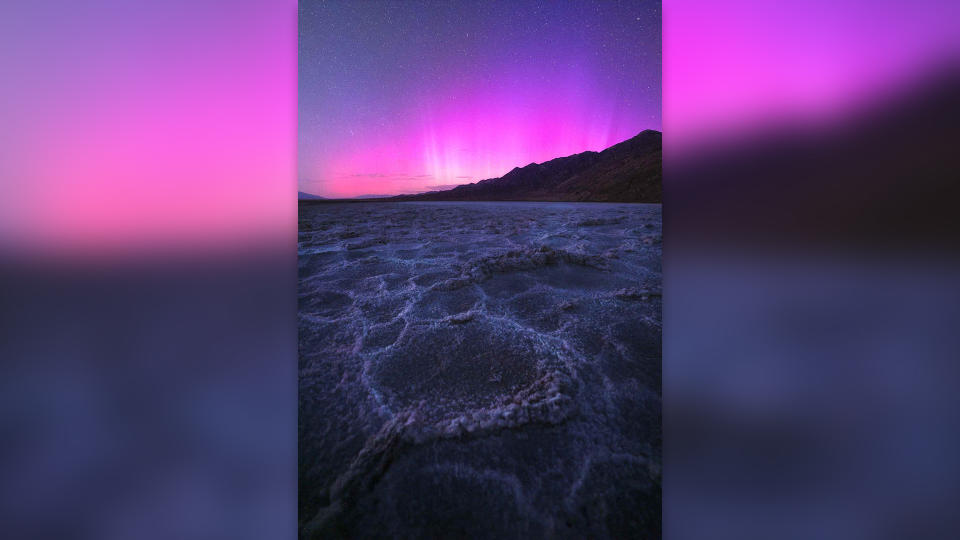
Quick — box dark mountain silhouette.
[298,191,325,200]
[391,130,661,203]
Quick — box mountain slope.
[392,130,661,203]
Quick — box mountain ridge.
[390,129,661,203]
[298,191,325,200]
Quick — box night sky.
[299,0,660,198]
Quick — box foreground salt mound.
[432,245,609,291]
[369,316,577,427]
[374,320,548,408]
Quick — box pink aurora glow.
[315,85,657,198]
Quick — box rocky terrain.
[298,201,661,538]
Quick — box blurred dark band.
[669,66,960,249]
[0,252,296,539]
[665,62,960,539]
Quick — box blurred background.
[665,2,960,539]
[1,0,959,538]
[0,1,298,539]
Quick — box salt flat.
[298,201,661,538]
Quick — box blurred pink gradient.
[0,0,296,257]
[665,0,960,154]
[312,70,657,199]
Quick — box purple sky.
[298,0,661,198]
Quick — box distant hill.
[391,130,661,203]
[298,191,325,200]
